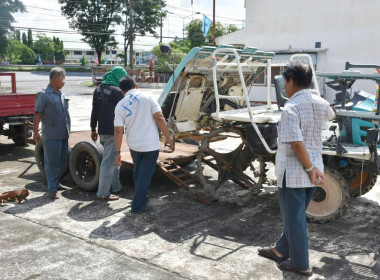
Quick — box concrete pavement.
[1,136,380,279]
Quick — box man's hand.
[114,154,121,166]
[309,168,324,186]
[164,138,174,150]
[33,131,40,142]
[91,131,98,142]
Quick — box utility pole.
[213,0,216,45]
[129,0,134,69]
[160,16,162,43]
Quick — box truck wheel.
[69,141,103,192]
[34,141,71,180]
[11,124,27,145]
[306,168,350,223]
[349,171,377,197]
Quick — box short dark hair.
[50,67,65,81]
[282,62,312,88]
[119,76,136,92]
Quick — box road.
[1,71,380,279]
[0,71,163,131]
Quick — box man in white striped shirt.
[258,62,335,276]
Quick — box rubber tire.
[349,171,377,197]
[11,124,27,145]
[69,141,103,192]
[34,141,71,180]
[306,167,350,223]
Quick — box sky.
[12,0,245,51]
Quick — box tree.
[185,20,240,49]
[33,34,55,62]
[22,32,27,45]
[122,0,167,69]
[59,0,123,64]
[15,30,21,41]
[0,0,25,57]
[19,44,36,64]
[6,39,35,64]
[185,20,205,49]
[53,36,65,63]
[151,42,186,72]
[27,28,33,48]
[226,24,238,34]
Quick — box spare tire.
[69,141,103,191]
[34,141,71,181]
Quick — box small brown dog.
[0,189,29,204]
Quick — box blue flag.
[38,55,42,64]
[202,15,212,36]
[242,20,246,29]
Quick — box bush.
[19,45,36,64]
[80,56,89,66]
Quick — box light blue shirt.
[35,84,71,140]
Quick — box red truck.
[0,73,35,145]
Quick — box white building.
[217,0,380,103]
[64,48,150,65]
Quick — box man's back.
[91,84,123,135]
[114,89,161,152]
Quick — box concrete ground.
[1,72,380,279]
[1,136,380,280]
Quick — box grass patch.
[80,81,95,87]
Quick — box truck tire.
[69,141,103,192]
[34,141,71,180]
[306,167,350,223]
[11,124,27,145]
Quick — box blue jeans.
[130,149,159,212]
[43,139,68,193]
[274,175,316,270]
[97,135,122,198]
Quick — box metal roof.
[272,53,317,65]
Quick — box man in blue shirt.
[33,67,71,199]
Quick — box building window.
[253,68,265,85]
[106,51,110,55]
[65,50,70,55]
[270,66,282,85]
[252,66,286,86]
[112,50,117,55]
[86,51,95,56]
[136,53,140,57]
[74,51,82,55]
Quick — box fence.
[92,65,173,85]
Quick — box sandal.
[258,246,286,263]
[97,194,119,201]
[277,259,313,277]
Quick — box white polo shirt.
[114,89,162,152]
[276,89,335,188]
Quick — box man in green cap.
[90,66,127,200]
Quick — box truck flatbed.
[69,130,198,169]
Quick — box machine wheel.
[306,167,350,223]
[196,126,268,204]
[69,141,103,191]
[349,170,377,197]
[34,141,71,180]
